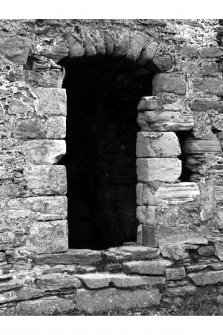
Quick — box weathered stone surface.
[136,158,182,183]
[25,220,68,254]
[14,116,66,139]
[23,165,67,195]
[190,99,223,112]
[16,296,74,315]
[137,111,194,131]
[33,249,101,266]
[113,31,130,56]
[188,270,223,286]
[35,273,81,290]
[166,267,186,280]
[215,242,223,261]
[142,225,158,247]
[137,96,162,111]
[34,88,67,116]
[103,245,159,262]
[152,74,186,95]
[183,134,222,154]
[22,140,66,165]
[153,55,173,71]
[136,132,181,158]
[64,31,85,58]
[142,182,200,205]
[126,33,147,61]
[123,259,173,275]
[160,244,189,261]
[212,115,223,132]
[193,78,223,96]
[165,284,197,296]
[138,42,158,64]
[0,280,23,293]
[0,36,31,65]
[198,245,215,256]
[200,47,223,59]
[76,288,161,313]
[6,196,67,221]
[76,272,163,288]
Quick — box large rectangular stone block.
[23,165,67,195]
[25,220,68,254]
[136,132,181,158]
[22,140,66,165]
[137,111,194,132]
[142,182,200,205]
[34,88,67,116]
[136,158,182,183]
[6,196,67,221]
[152,74,186,95]
[75,288,161,313]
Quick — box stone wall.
[0,19,223,315]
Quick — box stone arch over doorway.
[57,29,163,249]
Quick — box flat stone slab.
[35,273,81,291]
[103,245,159,262]
[76,288,161,313]
[136,132,181,158]
[15,296,74,315]
[123,259,173,275]
[137,158,182,183]
[33,249,102,266]
[75,273,165,289]
[165,284,197,296]
[142,182,200,205]
[188,270,223,286]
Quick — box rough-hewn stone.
[0,36,31,65]
[152,74,187,95]
[136,132,181,158]
[166,267,186,281]
[136,158,182,183]
[23,165,67,195]
[75,288,161,313]
[25,220,68,254]
[16,296,74,315]
[122,259,173,275]
[188,270,223,286]
[35,273,81,290]
[33,249,101,266]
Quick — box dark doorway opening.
[59,55,157,250]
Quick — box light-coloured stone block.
[143,182,200,205]
[25,220,68,254]
[136,132,181,158]
[22,140,66,165]
[136,158,182,183]
[137,111,194,131]
[123,259,173,275]
[23,165,67,195]
[34,88,67,116]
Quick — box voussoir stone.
[32,249,101,266]
[15,296,74,316]
[122,259,173,275]
[152,74,186,95]
[75,288,161,313]
[188,270,223,286]
[136,158,182,183]
[136,132,181,158]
